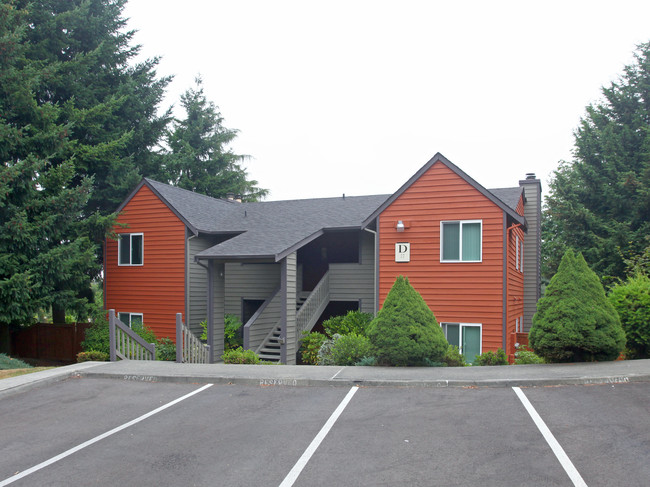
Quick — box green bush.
[354,356,377,366]
[330,333,373,366]
[609,273,650,359]
[514,345,545,365]
[530,250,626,362]
[443,345,467,367]
[77,350,109,362]
[81,319,110,355]
[155,337,176,361]
[132,322,158,345]
[299,331,328,365]
[323,310,373,337]
[0,353,32,370]
[317,334,340,365]
[473,348,509,366]
[366,276,447,366]
[224,314,243,351]
[221,346,260,364]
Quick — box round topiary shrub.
[529,249,625,362]
[330,333,373,366]
[366,275,447,366]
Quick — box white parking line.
[279,385,359,487]
[0,383,214,487]
[513,387,588,487]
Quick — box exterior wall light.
[396,220,405,232]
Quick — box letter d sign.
[395,242,410,263]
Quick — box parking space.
[1,378,648,486]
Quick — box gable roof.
[361,152,527,230]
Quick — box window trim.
[118,312,143,329]
[440,220,482,263]
[441,322,483,358]
[118,233,144,266]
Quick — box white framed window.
[440,220,482,262]
[118,312,143,329]
[118,233,143,266]
[441,322,482,364]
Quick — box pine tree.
[530,250,626,362]
[164,78,267,201]
[366,276,447,366]
[1,2,98,326]
[542,41,650,283]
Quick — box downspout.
[504,222,523,351]
[363,226,378,315]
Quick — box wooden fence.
[10,322,91,364]
[176,313,210,363]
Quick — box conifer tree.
[542,42,650,283]
[529,250,625,362]
[164,78,267,201]
[366,276,447,366]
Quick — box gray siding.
[329,231,375,313]
[248,290,282,351]
[520,178,542,332]
[187,236,220,336]
[283,252,298,364]
[224,263,281,317]
[211,262,225,360]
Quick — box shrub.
[323,310,373,337]
[609,273,650,359]
[317,334,341,365]
[156,337,176,361]
[221,347,260,364]
[81,319,110,355]
[132,322,158,345]
[529,250,626,362]
[330,333,373,366]
[443,345,467,367]
[513,345,545,365]
[354,356,377,366]
[473,348,509,366]
[0,353,32,370]
[224,314,243,351]
[366,276,447,366]
[77,350,109,362]
[299,331,328,365]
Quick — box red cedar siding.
[505,194,525,356]
[378,162,508,352]
[105,185,185,340]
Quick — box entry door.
[462,326,481,364]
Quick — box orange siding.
[505,194,525,357]
[105,185,186,340]
[378,162,506,352]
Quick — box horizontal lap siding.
[329,232,376,313]
[378,162,505,352]
[105,185,185,340]
[225,263,281,316]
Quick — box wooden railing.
[295,271,330,343]
[175,313,210,363]
[108,309,155,361]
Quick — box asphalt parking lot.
[1,377,648,486]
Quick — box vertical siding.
[224,263,281,316]
[329,231,375,313]
[520,179,542,332]
[283,253,297,364]
[377,162,506,352]
[105,185,185,340]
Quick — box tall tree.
[542,41,650,283]
[1,2,98,326]
[164,78,267,201]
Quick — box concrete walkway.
[2,358,650,397]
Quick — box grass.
[0,353,55,379]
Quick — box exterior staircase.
[257,323,283,362]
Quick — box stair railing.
[295,271,330,341]
[175,313,210,363]
[108,309,155,361]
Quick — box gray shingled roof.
[136,159,524,262]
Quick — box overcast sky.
[123,0,650,202]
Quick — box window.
[118,233,143,265]
[441,323,482,364]
[118,312,143,328]
[441,221,481,262]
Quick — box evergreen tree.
[1,2,98,326]
[542,42,650,283]
[366,276,447,366]
[529,250,625,362]
[164,78,267,201]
